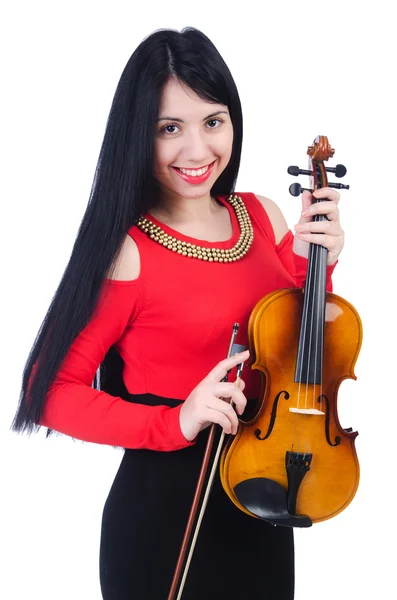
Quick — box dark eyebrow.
[157,110,229,123]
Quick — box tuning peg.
[325,164,347,178]
[289,183,313,196]
[289,164,347,178]
[290,182,349,196]
[328,182,350,190]
[288,166,312,176]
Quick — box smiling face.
[153,77,234,203]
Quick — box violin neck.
[294,213,328,385]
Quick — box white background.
[2,1,396,599]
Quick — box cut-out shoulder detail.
[254,194,289,245]
[106,234,141,281]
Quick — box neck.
[150,190,222,224]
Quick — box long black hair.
[11,26,243,438]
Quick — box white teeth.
[178,164,210,176]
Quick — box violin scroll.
[288,135,350,196]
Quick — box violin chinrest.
[234,478,312,528]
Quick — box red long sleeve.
[32,192,338,446]
[36,280,194,451]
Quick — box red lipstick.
[172,161,216,185]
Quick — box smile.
[172,161,216,184]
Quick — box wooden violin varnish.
[220,135,362,527]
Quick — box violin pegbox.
[288,135,350,196]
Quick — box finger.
[301,190,313,213]
[213,382,247,415]
[202,408,236,435]
[302,200,340,221]
[295,232,343,252]
[204,350,250,383]
[312,188,341,204]
[235,377,245,392]
[206,398,239,433]
[294,220,342,235]
[298,191,314,224]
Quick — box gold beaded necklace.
[135,194,254,263]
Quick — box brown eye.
[162,124,179,134]
[207,118,223,129]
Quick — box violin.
[220,135,362,526]
[168,135,362,598]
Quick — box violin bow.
[167,323,247,600]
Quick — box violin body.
[219,136,362,527]
[220,288,362,524]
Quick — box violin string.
[319,240,326,413]
[295,189,326,455]
[294,256,308,453]
[313,213,321,413]
[298,201,324,458]
[298,169,316,458]
[308,208,326,454]
[315,210,327,416]
[295,234,314,455]
[302,237,319,459]
[310,211,327,429]
[309,231,320,413]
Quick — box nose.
[180,127,212,165]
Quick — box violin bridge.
[289,408,325,415]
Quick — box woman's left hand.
[293,188,344,265]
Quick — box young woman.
[13,27,344,599]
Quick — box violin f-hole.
[254,390,290,441]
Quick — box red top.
[36,192,336,451]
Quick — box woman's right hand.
[179,350,249,442]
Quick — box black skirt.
[99,394,294,600]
